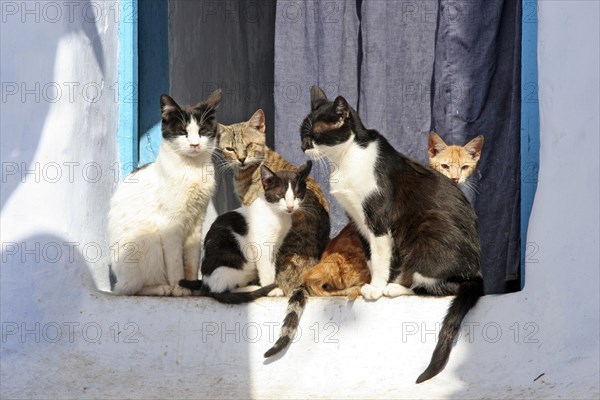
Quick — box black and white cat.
[179,162,313,303]
[109,91,221,296]
[298,86,483,383]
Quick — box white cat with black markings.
[299,86,483,383]
[179,162,313,303]
[109,90,221,296]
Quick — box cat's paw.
[267,288,284,297]
[383,283,414,297]
[172,286,192,297]
[146,285,173,296]
[361,284,383,300]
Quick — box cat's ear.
[260,165,278,190]
[160,94,181,120]
[247,109,266,134]
[205,89,222,109]
[310,85,328,111]
[464,135,484,162]
[297,160,313,181]
[333,96,350,120]
[428,131,447,158]
[216,123,225,144]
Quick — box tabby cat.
[295,86,483,383]
[179,163,313,303]
[428,131,484,204]
[109,91,221,296]
[218,109,330,356]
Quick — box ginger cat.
[302,223,370,299]
[428,131,484,184]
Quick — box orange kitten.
[302,224,370,299]
[428,131,484,184]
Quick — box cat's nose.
[238,157,246,164]
[190,144,200,150]
[286,205,294,213]
[301,138,313,151]
[452,178,459,183]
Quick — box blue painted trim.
[520,0,540,288]
[138,0,169,166]
[117,0,139,178]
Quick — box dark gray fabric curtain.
[169,0,277,214]
[431,0,522,293]
[274,0,521,294]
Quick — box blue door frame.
[117,0,168,175]
[520,0,540,287]
[116,0,138,177]
[117,0,540,289]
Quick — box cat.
[428,131,484,204]
[109,90,221,296]
[303,136,485,299]
[302,223,370,299]
[218,110,331,355]
[179,162,313,304]
[291,85,484,383]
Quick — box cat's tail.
[178,279,204,290]
[207,284,277,304]
[263,285,308,358]
[416,276,484,384]
[178,279,277,304]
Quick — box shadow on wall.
[1,232,257,399]
[0,0,105,210]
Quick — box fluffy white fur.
[203,192,295,293]
[109,119,216,296]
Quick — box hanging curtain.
[431,0,522,293]
[274,0,360,237]
[274,0,522,294]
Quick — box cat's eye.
[225,147,235,152]
[461,165,470,170]
[441,164,450,169]
[322,283,332,291]
[246,143,253,149]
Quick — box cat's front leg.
[183,225,202,281]
[361,233,393,300]
[255,241,277,286]
[162,231,191,296]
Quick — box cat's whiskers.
[212,155,235,173]
[309,152,330,183]
[297,202,322,220]
[197,103,216,127]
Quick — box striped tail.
[264,286,308,358]
[415,277,484,383]
[179,279,277,305]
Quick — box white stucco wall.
[1,1,598,399]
